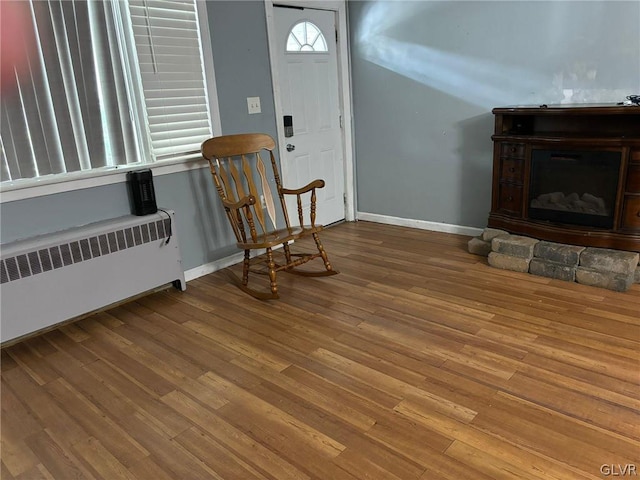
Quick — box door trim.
[265,0,356,222]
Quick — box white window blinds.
[128,0,212,162]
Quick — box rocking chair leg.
[283,242,292,265]
[313,232,334,272]
[266,248,279,296]
[242,250,251,286]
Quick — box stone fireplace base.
[469,228,640,292]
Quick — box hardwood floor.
[2,221,639,480]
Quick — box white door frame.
[265,0,356,222]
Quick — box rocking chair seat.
[237,225,323,250]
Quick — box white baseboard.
[183,244,286,283]
[184,251,246,282]
[356,212,483,237]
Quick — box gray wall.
[0,1,278,272]
[348,1,640,228]
[207,1,278,140]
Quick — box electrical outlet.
[259,194,266,208]
[247,96,261,114]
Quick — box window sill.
[0,157,209,204]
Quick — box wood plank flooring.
[2,221,639,479]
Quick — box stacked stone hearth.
[468,228,640,292]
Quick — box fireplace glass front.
[528,149,621,229]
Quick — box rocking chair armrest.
[222,195,256,211]
[280,179,325,196]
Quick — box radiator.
[0,210,186,344]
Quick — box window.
[286,21,328,53]
[0,0,213,188]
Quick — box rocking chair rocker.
[201,133,338,299]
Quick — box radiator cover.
[0,210,186,344]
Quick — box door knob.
[286,144,295,152]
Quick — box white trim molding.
[184,244,287,283]
[197,0,223,138]
[357,212,484,237]
[184,251,247,283]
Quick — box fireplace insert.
[528,149,621,229]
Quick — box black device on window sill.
[127,169,158,216]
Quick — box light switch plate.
[247,96,261,114]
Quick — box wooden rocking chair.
[201,133,338,299]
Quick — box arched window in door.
[286,21,328,52]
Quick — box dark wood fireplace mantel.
[488,104,640,252]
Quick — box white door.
[274,7,345,226]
